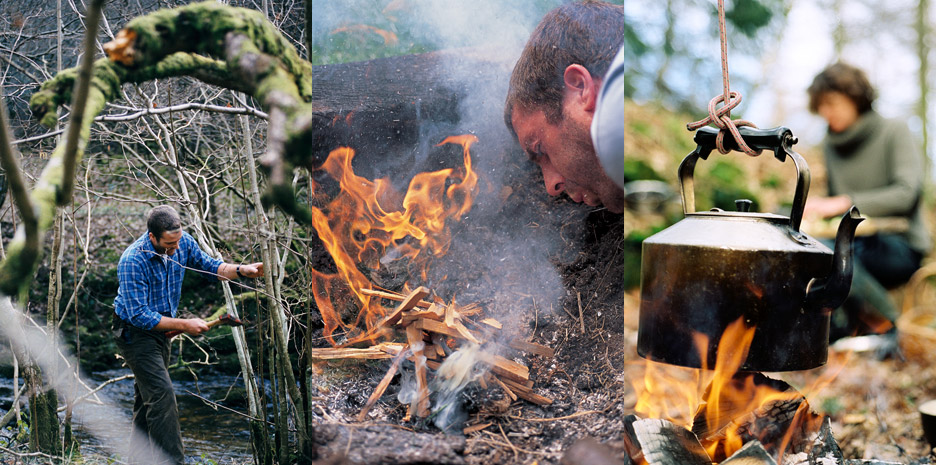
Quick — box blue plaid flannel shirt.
[114,231,223,330]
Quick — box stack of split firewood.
[307,286,555,423]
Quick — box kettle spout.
[806,206,865,310]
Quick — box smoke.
[430,343,486,433]
[307,0,542,55]
[0,296,169,463]
[309,0,579,322]
[395,341,488,433]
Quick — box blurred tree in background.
[620,0,789,113]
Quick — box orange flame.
[306,136,478,345]
[631,318,824,462]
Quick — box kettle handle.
[678,126,811,232]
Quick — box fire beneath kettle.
[626,126,864,463]
[630,318,850,462]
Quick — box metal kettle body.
[637,127,863,372]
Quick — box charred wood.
[808,417,844,465]
[721,440,778,465]
[692,373,821,462]
[619,414,645,463]
[633,418,712,465]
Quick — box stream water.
[1,370,254,463]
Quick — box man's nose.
[541,164,565,197]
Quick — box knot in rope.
[687,91,762,156]
[685,0,763,157]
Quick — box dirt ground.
[302,147,936,465]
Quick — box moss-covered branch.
[30,1,337,231]
[0,99,39,300]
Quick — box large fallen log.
[300,47,514,160]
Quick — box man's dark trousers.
[115,322,184,465]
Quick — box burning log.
[619,414,645,463]
[806,417,844,464]
[633,418,712,465]
[720,440,777,465]
[691,373,821,462]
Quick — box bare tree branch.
[60,0,106,206]
[0,97,39,300]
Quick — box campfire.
[300,134,557,433]
[623,318,828,465]
[308,286,553,429]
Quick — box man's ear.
[563,64,599,112]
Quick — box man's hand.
[240,262,264,278]
[184,318,210,335]
[804,195,852,220]
[154,316,210,335]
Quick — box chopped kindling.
[306,286,555,423]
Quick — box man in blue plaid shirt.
[113,205,262,464]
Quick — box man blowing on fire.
[504,0,627,213]
[112,205,263,464]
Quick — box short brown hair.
[807,62,876,114]
[147,205,182,240]
[504,1,626,133]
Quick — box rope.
[686,0,762,156]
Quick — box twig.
[0,384,26,429]
[12,104,269,146]
[60,0,107,204]
[0,445,59,460]
[507,410,601,423]
[0,96,38,275]
[497,423,520,461]
[58,374,134,412]
[357,350,406,421]
[576,291,585,334]
[473,435,548,456]
[184,389,273,425]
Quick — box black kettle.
[637,126,864,371]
